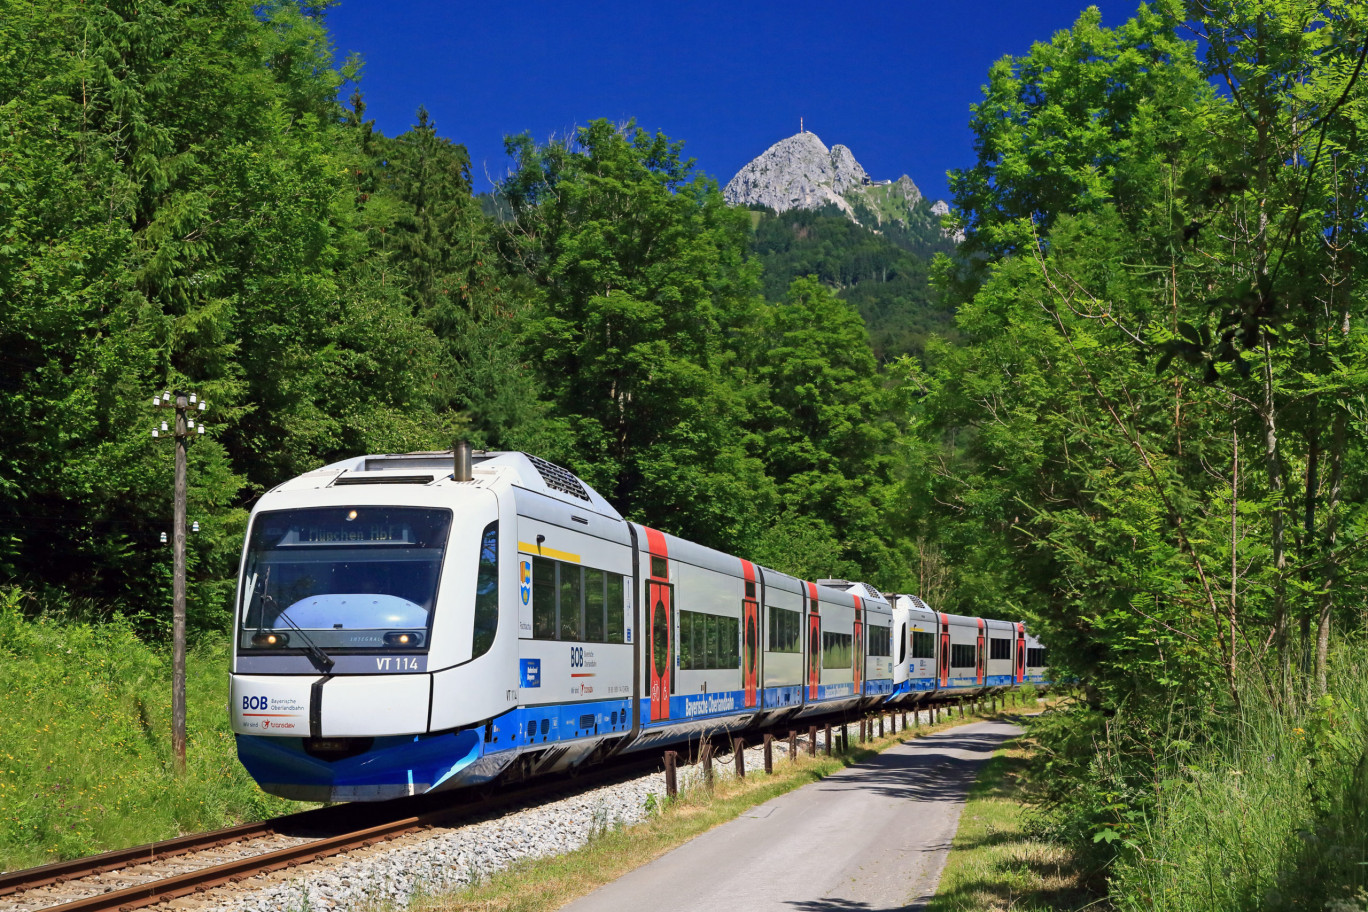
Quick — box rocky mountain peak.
[723,131,958,247]
[723,132,866,217]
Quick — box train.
[228,448,1048,801]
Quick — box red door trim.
[938,612,950,687]
[975,617,986,685]
[643,527,671,722]
[852,594,863,698]
[1015,622,1026,684]
[741,560,759,708]
[806,582,821,700]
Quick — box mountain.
[722,131,954,245]
[727,132,960,360]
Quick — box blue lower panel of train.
[237,729,484,802]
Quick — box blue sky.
[326,0,1146,203]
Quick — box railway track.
[0,701,984,912]
[0,755,662,912]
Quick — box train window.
[704,612,720,667]
[651,556,667,579]
[471,522,499,659]
[238,506,451,652]
[606,573,625,642]
[868,625,891,657]
[584,568,605,642]
[767,606,800,653]
[558,564,582,641]
[821,631,853,669]
[950,643,976,668]
[911,631,935,658]
[532,557,556,640]
[745,580,756,599]
[990,637,1011,660]
[532,559,625,643]
[1027,647,1048,666]
[679,610,740,669]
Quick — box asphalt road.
[562,717,1023,912]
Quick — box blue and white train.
[229,449,1048,801]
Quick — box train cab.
[892,594,939,704]
[229,450,630,800]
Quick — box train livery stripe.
[643,527,669,575]
[517,541,581,563]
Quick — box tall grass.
[0,587,298,871]
[1112,644,1368,912]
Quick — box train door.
[938,613,950,687]
[742,562,759,708]
[852,597,864,697]
[975,618,986,685]
[1015,623,1026,684]
[645,529,673,722]
[806,582,821,700]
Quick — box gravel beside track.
[194,730,837,912]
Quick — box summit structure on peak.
[723,131,954,242]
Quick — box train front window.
[238,506,452,652]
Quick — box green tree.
[750,278,903,584]
[499,120,773,550]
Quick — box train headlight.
[251,632,289,648]
[383,631,422,647]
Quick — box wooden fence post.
[664,750,678,798]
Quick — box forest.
[2,0,1367,908]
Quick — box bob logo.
[519,559,532,606]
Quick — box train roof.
[280,450,623,520]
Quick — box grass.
[387,695,1042,912]
[0,590,299,871]
[1109,645,1368,912]
[925,737,1094,912]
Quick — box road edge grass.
[395,706,1022,912]
[923,730,1097,912]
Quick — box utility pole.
[153,390,207,774]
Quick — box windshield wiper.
[271,606,336,673]
[256,576,335,673]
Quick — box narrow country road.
[562,718,1024,912]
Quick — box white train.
[229,449,1048,801]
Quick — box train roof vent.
[818,579,886,601]
[525,454,591,502]
[333,474,435,486]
